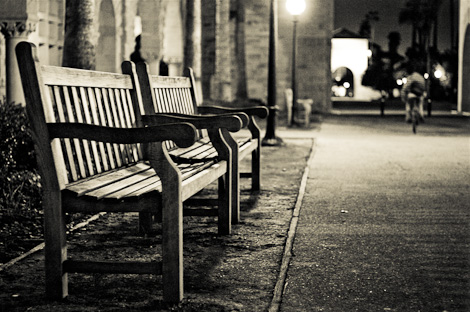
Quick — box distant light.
[337,86,347,97]
[424,73,429,79]
[396,79,403,86]
[366,49,372,58]
[393,88,401,98]
[402,77,407,84]
[134,16,142,37]
[335,76,341,82]
[286,0,306,15]
[343,82,350,89]
[434,69,443,79]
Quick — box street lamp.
[262,0,283,146]
[286,0,305,127]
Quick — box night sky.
[334,0,454,56]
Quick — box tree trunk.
[235,0,247,99]
[450,0,456,50]
[62,0,96,70]
[184,0,195,70]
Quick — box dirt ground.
[0,138,313,312]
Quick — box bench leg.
[252,147,261,192]
[44,191,68,300]
[147,143,184,303]
[218,174,232,235]
[162,186,184,303]
[222,130,240,224]
[248,118,262,192]
[138,212,153,234]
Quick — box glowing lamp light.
[434,69,443,79]
[424,73,429,79]
[402,77,408,84]
[366,49,372,58]
[286,0,306,15]
[397,79,403,86]
[337,86,347,97]
[343,82,350,89]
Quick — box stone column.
[212,0,231,101]
[0,21,35,105]
[184,0,202,103]
[201,0,231,102]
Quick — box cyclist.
[401,62,426,123]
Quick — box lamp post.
[262,0,283,146]
[286,0,305,127]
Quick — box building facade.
[0,0,334,116]
[458,0,470,113]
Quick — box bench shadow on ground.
[0,139,313,312]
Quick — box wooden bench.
[133,62,268,223]
[16,41,242,303]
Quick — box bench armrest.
[141,113,243,132]
[47,122,197,148]
[154,112,250,128]
[198,105,268,119]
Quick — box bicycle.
[408,96,420,134]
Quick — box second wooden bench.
[133,63,268,223]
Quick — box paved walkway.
[277,113,470,311]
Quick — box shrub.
[0,100,42,263]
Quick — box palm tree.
[398,0,442,54]
[62,0,95,70]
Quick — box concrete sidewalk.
[276,113,470,311]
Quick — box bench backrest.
[135,63,203,150]
[16,42,144,189]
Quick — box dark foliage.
[0,100,43,263]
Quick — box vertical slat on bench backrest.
[109,87,130,166]
[70,86,95,176]
[62,86,87,180]
[51,86,79,181]
[79,87,103,174]
[113,88,131,163]
[38,64,143,182]
[124,88,143,160]
[118,88,139,162]
[87,87,110,172]
[101,88,123,168]
[94,87,116,169]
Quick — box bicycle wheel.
[412,108,419,134]
[410,98,419,134]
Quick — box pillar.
[0,21,35,105]
[201,0,231,102]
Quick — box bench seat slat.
[237,137,257,159]
[181,162,227,201]
[66,162,151,196]
[64,159,223,201]
[169,140,217,162]
[124,160,221,200]
[80,168,158,200]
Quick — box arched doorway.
[96,0,116,72]
[332,67,354,97]
[461,24,470,113]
